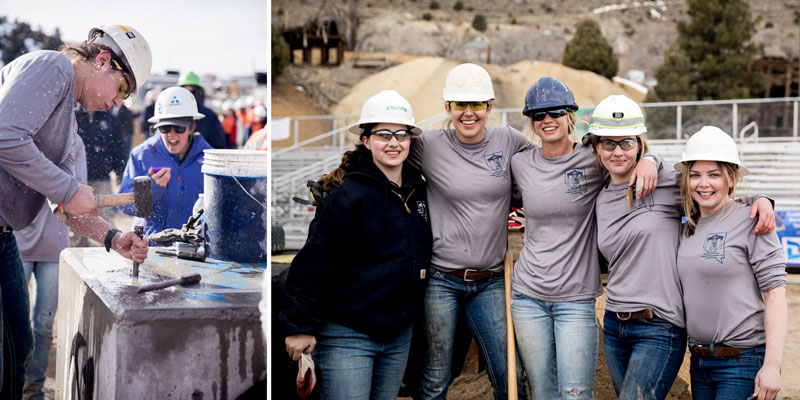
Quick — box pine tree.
[271,27,290,82]
[652,0,768,100]
[0,17,63,66]
[647,42,693,102]
[562,19,618,80]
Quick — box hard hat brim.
[348,121,423,136]
[673,155,750,177]
[588,126,647,137]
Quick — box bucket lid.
[202,149,267,177]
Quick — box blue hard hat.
[522,77,579,117]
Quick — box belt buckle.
[463,268,477,282]
[616,312,632,321]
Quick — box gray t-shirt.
[677,201,786,348]
[510,143,605,302]
[15,135,87,262]
[0,50,79,229]
[596,164,685,327]
[409,126,530,272]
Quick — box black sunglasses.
[529,108,569,122]
[597,138,639,151]
[157,125,188,134]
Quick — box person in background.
[0,24,151,399]
[139,88,158,136]
[280,90,431,399]
[75,104,126,220]
[234,98,250,148]
[675,126,786,400]
[114,104,135,162]
[16,136,86,400]
[220,99,238,148]
[119,86,211,237]
[177,71,228,149]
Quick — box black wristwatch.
[105,229,122,252]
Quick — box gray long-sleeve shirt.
[510,143,605,302]
[677,202,786,348]
[0,50,80,229]
[596,164,685,327]
[14,135,87,262]
[409,126,530,272]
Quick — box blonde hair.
[527,111,579,144]
[680,161,741,237]
[591,135,650,210]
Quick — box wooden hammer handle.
[96,193,135,208]
[504,248,518,400]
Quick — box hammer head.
[133,176,153,218]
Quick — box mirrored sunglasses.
[530,108,568,122]
[448,101,489,112]
[110,59,132,100]
[370,129,411,142]
[157,125,188,134]
[598,138,639,151]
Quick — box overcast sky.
[4,0,269,78]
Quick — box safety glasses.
[157,125,188,134]
[529,108,568,122]
[598,138,639,151]
[110,59,132,100]
[370,129,411,142]
[447,101,489,112]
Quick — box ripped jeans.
[511,291,598,400]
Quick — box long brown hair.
[320,123,376,191]
[680,160,741,237]
[591,135,650,210]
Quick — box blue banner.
[776,210,800,267]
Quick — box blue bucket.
[201,150,268,264]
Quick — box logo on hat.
[170,96,180,105]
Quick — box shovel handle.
[504,249,518,400]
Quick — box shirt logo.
[416,200,429,222]
[565,168,587,195]
[484,151,508,178]
[632,193,654,211]
[702,232,727,264]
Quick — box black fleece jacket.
[279,158,432,342]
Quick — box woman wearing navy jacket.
[118,86,211,236]
[279,90,432,400]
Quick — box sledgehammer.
[57,176,154,222]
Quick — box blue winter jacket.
[118,134,212,236]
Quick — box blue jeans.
[511,290,598,400]
[0,232,33,400]
[603,311,686,399]
[419,269,526,400]
[313,322,412,400]
[690,345,765,400]
[21,261,59,400]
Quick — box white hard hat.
[88,25,152,107]
[348,90,422,135]
[148,87,205,128]
[254,106,267,118]
[674,126,749,176]
[442,63,495,102]
[589,95,647,136]
[245,96,256,107]
[234,98,246,110]
[222,99,234,111]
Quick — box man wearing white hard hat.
[674,126,786,400]
[118,87,212,237]
[0,24,152,398]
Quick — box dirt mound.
[331,57,645,124]
[271,81,330,148]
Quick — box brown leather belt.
[615,308,654,320]
[443,269,492,282]
[691,344,741,357]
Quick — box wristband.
[105,229,122,252]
